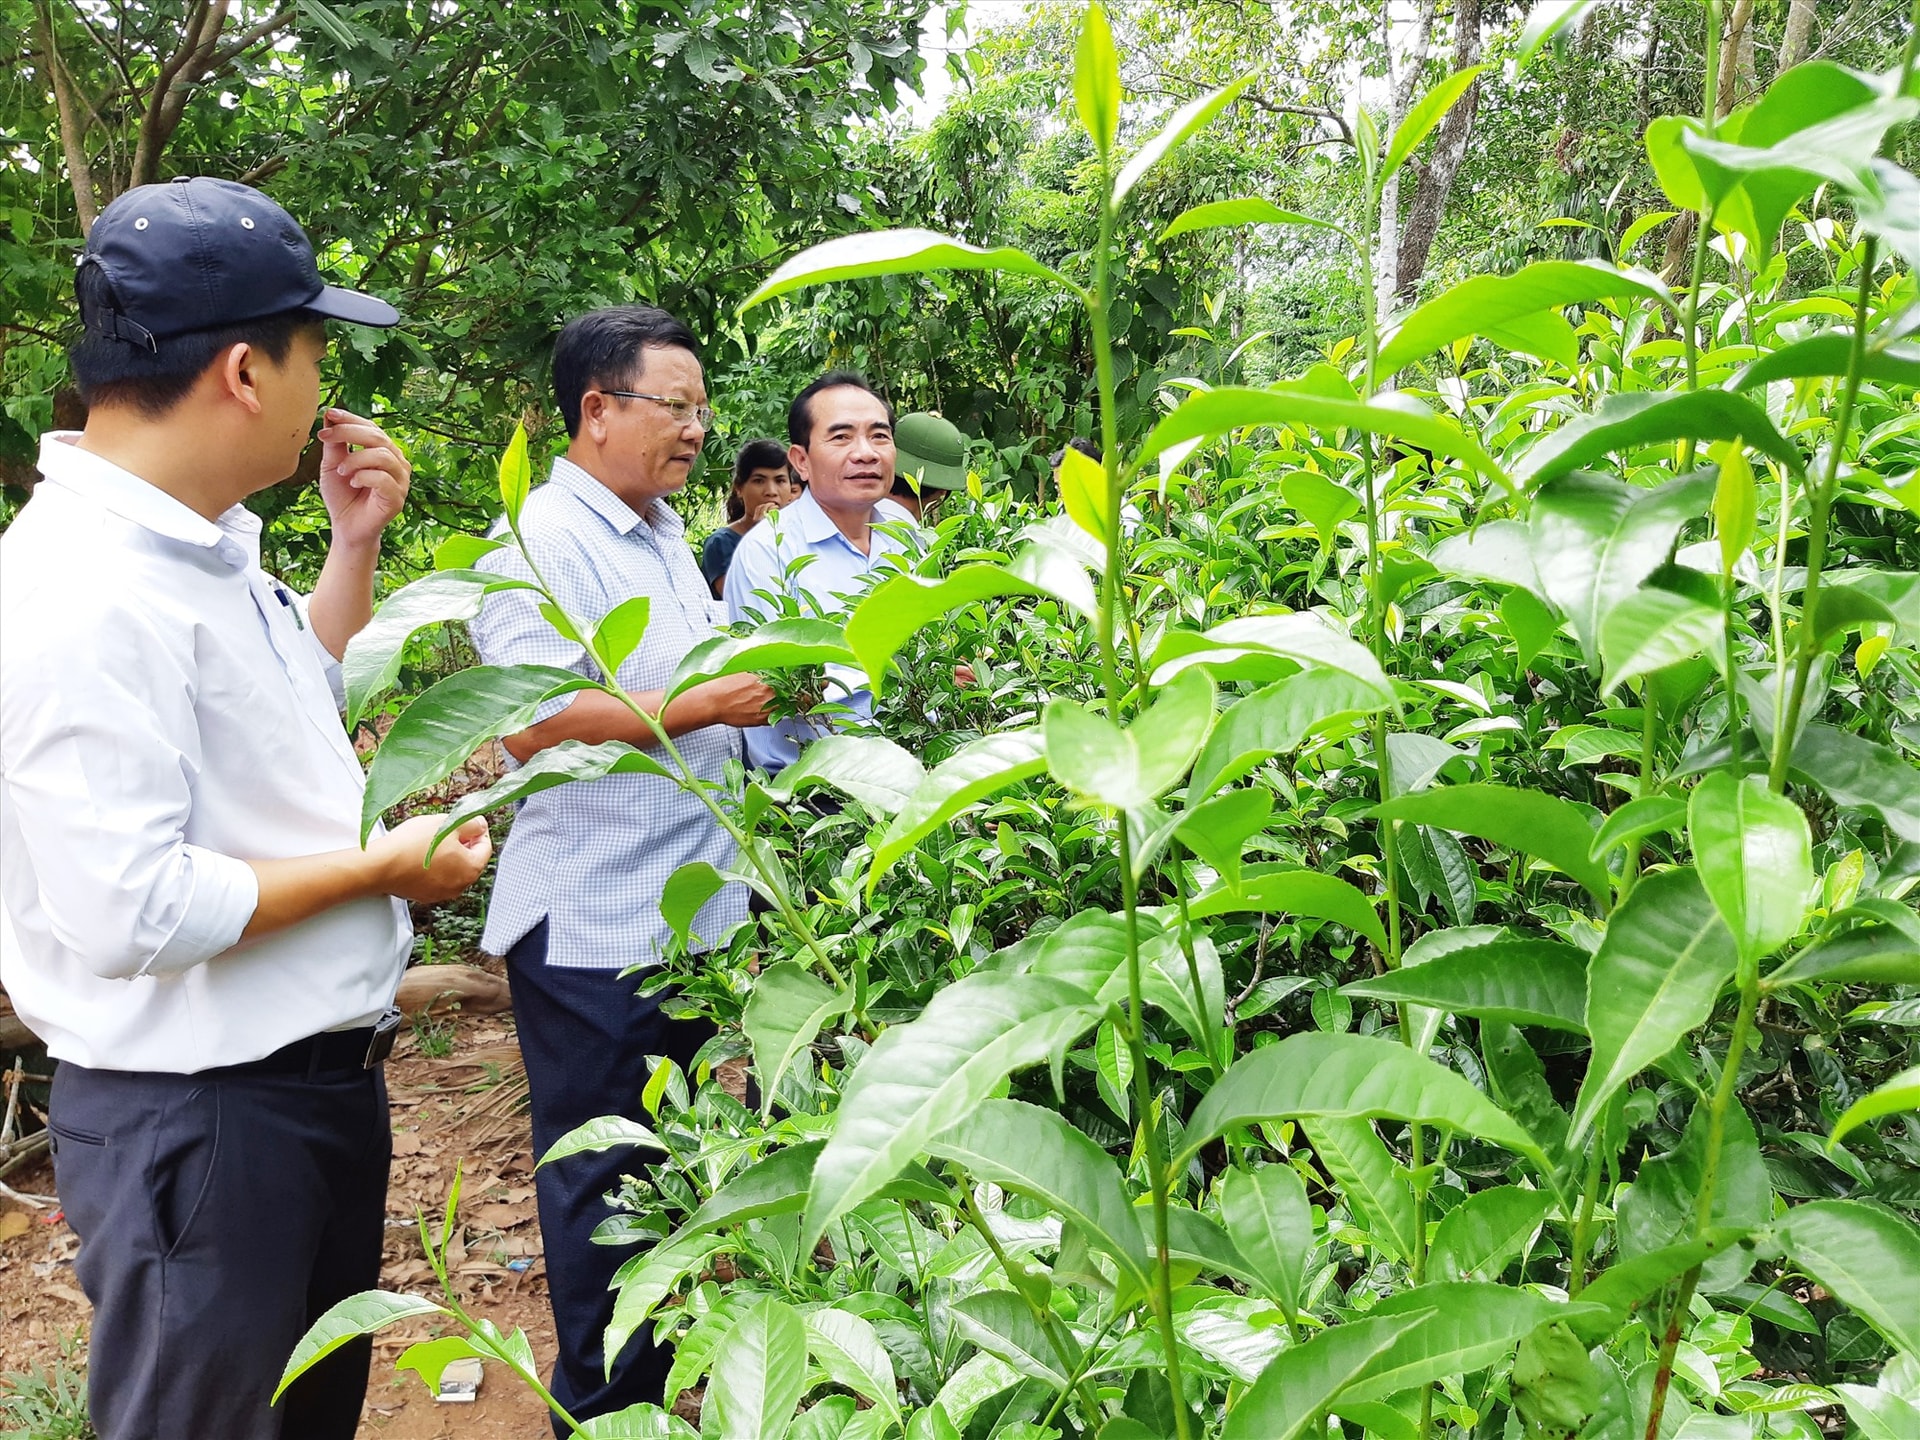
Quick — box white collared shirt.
[0,433,409,1072]
[725,489,918,773]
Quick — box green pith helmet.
[892,412,970,490]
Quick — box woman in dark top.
[702,438,794,598]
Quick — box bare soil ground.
[0,978,564,1436]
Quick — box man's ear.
[578,390,611,445]
[787,444,812,484]
[218,342,265,415]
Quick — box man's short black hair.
[69,262,323,419]
[727,438,791,520]
[551,305,700,439]
[787,370,893,449]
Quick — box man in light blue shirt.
[469,306,771,1429]
[726,370,918,773]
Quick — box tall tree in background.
[3,0,935,524]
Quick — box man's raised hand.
[318,407,411,548]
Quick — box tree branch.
[34,0,100,230]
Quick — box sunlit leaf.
[1776,1199,1920,1358]
[362,664,596,842]
[802,971,1103,1249]
[704,1299,807,1440]
[343,567,539,727]
[1377,260,1671,375]
[1688,773,1814,965]
[870,729,1050,889]
[425,739,672,851]
[1114,74,1254,206]
[1828,1065,1920,1149]
[1343,940,1589,1032]
[1381,65,1487,184]
[1528,468,1718,668]
[1044,666,1215,810]
[742,229,1070,310]
[538,1115,666,1166]
[926,1098,1153,1290]
[663,619,854,705]
[1160,196,1348,244]
[276,1292,449,1400]
[1222,1311,1433,1440]
[1515,391,1802,487]
[1188,864,1388,952]
[1073,2,1121,157]
[1140,385,1509,489]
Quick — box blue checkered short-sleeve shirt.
[469,458,747,969]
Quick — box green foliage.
[234,4,1919,1437]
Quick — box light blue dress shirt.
[724,488,917,773]
[470,458,747,969]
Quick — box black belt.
[221,1007,404,1077]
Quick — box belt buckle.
[364,1007,403,1069]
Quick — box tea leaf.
[1183,1032,1550,1171]
[1372,783,1610,911]
[1776,1199,1920,1358]
[744,964,850,1116]
[1571,868,1739,1142]
[742,228,1069,309]
[927,1098,1154,1290]
[803,971,1104,1248]
[704,1298,808,1440]
[1343,939,1589,1033]
[1223,1311,1432,1440]
[362,664,597,842]
[1688,773,1814,965]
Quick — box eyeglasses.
[600,390,714,428]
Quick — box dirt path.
[0,994,564,1434]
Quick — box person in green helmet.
[889,410,971,522]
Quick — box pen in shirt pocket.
[272,582,307,630]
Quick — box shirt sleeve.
[288,586,347,710]
[725,529,782,627]
[0,598,259,981]
[468,519,598,723]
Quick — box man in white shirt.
[725,371,919,773]
[0,178,490,1439]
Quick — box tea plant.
[282,4,1920,1436]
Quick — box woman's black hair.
[70,263,324,418]
[727,437,790,520]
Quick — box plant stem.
[1767,238,1876,793]
[1086,144,1191,1440]
[1353,207,1405,987]
[1568,1146,1603,1299]
[960,1184,1108,1426]
[1645,975,1759,1439]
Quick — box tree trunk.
[1716,0,1755,119]
[1395,0,1485,305]
[34,0,99,231]
[1375,0,1437,314]
[1778,0,1817,74]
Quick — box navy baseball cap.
[77,176,399,352]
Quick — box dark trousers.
[504,920,716,1433]
[48,1057,390,1440]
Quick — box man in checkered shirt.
[469,306,771,1428]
